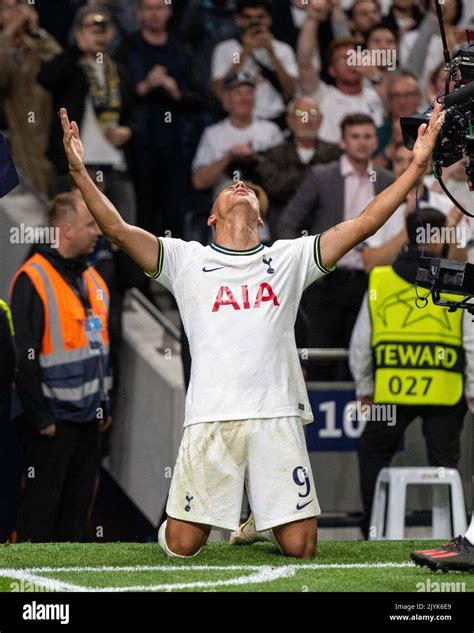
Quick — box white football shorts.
[166,416,320,531]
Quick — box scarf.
[79,53,121,130]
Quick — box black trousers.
[132,144,185,239]
[0,415,21,541]
[303,268,368,380]
[16,419,100,542]
[359,400,466,539]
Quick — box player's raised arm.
[319,103,445,270]
[60,108,158,275]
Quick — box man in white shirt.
[211,0,298,124]
[60,101,445,559]
[192,71,284,196]
[297,3,385,143]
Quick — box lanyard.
[68,275,92,316]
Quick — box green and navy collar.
[210,242,265,256]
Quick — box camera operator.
[212,0,298,127]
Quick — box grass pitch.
[0,540,473,592]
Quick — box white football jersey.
[147,235,333,426]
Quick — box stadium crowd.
[1,0,474,544]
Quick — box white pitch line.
[4,564,280,573]
[0,565,294,593]
[0,561,414,593]
[79,566,296,592]
[4,561,413,574]
[2,569,87,592]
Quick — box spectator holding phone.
[211,0,298,127]
[192,71,283,197]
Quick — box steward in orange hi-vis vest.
[10,252,112,423]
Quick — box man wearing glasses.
[257,95,341,240]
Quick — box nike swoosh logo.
[296,499,314,510]
[202,266,225,273]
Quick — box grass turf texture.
[0,541,473,592]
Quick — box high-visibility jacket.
[368,266,464,406]
[11,253,112,422]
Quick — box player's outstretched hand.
[412,102,445,169]
[60,107,85,174]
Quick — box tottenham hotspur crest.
[263,256,274,274]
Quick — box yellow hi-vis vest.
[0,299,14,336]
[368,266,464,405]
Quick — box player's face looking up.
[208,181,263,231]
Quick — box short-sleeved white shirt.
[211,39,298,120]
[192,117,284,194]
[314,81,385,144]
[147,235,333,426]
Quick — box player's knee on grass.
[281,536,316,559]
[160,518,210,557]
[274,518,317,559]
[166,538,202,557]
